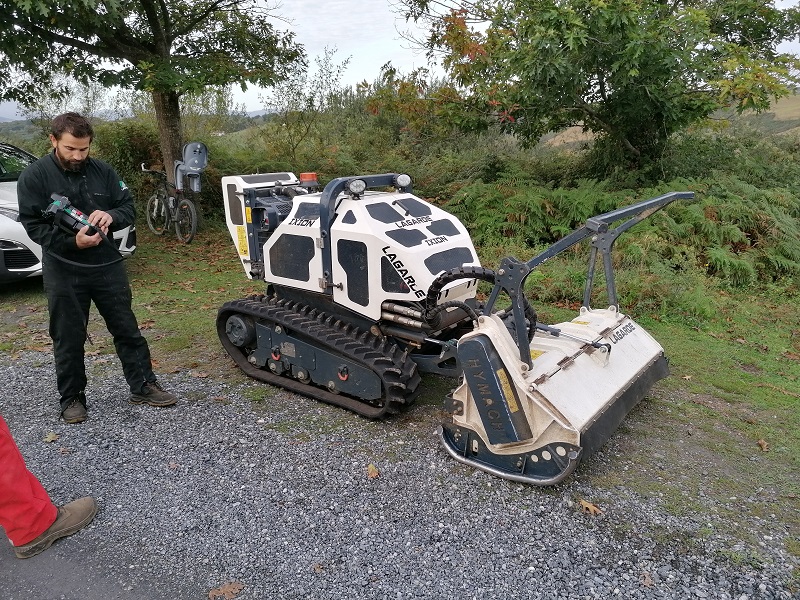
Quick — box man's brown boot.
[14,496,98,559]
[129,381,178,407]
[61,397,87,424]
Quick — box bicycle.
[141,142,208,244]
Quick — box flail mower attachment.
[440,191,694,485]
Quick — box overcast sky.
[2,0,799,119]
[0,0,433,119]
[235,0,436,110]
[269,0,432,83]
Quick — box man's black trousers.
[42,256,156,410]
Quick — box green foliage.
[660,178,800,286]
[1,0,303,100]
[91,118,161,212]
[399,0,800,169]
[1,0,304,181]
[660,125,800,189]
[446,177,622,247]
[93,119,161,180]
[436,154,800,317]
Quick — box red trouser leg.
[0,415,57,546]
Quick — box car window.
[0,145,37,182]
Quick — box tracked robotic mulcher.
[218,171,692,485]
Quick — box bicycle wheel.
[174,198,198,243]
[146,192,170,235]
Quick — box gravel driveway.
[0,350,796,599]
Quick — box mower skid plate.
[439,423,582,485]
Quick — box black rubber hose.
[425,299,480,324]
[498,301,538,342]
[424,266,497,316]
[424,266,537,341]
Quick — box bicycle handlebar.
[141,163,167,178]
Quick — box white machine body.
[221,173,480,320]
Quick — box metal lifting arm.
[318,174,412,294]
[484,191,695,367]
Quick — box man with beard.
[17,112,178,424]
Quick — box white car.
[0,142,136,284]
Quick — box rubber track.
[217,296,421,419]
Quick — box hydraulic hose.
[424,266,538,341]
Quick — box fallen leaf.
[312,563,325,573]
[58,447,72,455]
[682,375,692,380]
[208,581,245,600]
[579,499,603,516]
[43,432,59,443]
[757,439,769,452]
[640,571,654,587]
[192,371,210,378]
[366,463,380,479]
[167,462,180,470]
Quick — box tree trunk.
[151,90,183,184]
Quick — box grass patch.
[645,295,800,464]
[717,548,766,570]
[123,227,262,377]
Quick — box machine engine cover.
[222,173,481,320]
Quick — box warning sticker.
[236,226,248,256]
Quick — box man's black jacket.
[17,151,135,265]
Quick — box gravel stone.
[0,350,797,599]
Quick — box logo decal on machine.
[457,336,533,445]
[609,322,636,344]
[424,236,448,246]
[395,216,432,228]
[381,246,426,298]
[288,217,316,227]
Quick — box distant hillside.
[3,94,798,151]
[732,92,800,135]
[541,93,800,148]
[0,119,40,150]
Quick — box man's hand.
[75,226,102,249]
[75,211,112,249]
[87,210,112,233]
